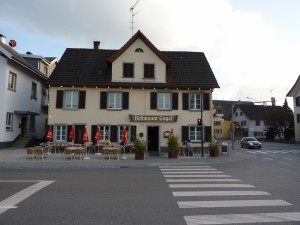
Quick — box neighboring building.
[47,30,220,154]
[233,104,292,139]
[287,75,300,142]
[0,34,53,148]
[212,100,253,140]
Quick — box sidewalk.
[0,147,254,169]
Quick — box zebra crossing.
[159,165,300,225]
[247,149,300,155]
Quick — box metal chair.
[26,148,35,160]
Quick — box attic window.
[135,48,144,53]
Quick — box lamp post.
[231,103,235,150]
[201,93,204,157]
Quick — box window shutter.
[182,93,189,110]
[181,126,189,142]
[203,93,210,110]
[204,126,212,142]
[100,92,107,109]
[56,90,63,108]
[79,91,86,109]
[110,125,118,142]
[172,93,178,110]
[91,125,97,143]
[131,126,137,141]
[150,92,157,110]
[123,92,129,109]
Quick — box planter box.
[168,151,178,159]
[135,152,144,160]
[210,150,219,157]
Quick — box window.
[123,63,134,78]
[189,126,203,142]
[189,93,201,110]
[8,72,17,91]
[6,112,13,130]
[214,121,221,126]
[65,91,79,109]
[241,121,246,126]
[55,125,67,141]
[296,97,300,107]
[44,66,48,76]
[214,129,222,134]
[31,82,37,99]
[108,92,122,109]
[100,125,110,140]
[144,64,154,78]
[119,126,131,143]
[240,112,243,116]
[256,120,260,126]
[297,113,300,123]
[135,48,144,52]
[157,93,171,110]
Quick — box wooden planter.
[210,150,220,157]
[135,152,145,160]
[168,151,178,159]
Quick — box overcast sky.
[1,0,300,108]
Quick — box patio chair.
[35,147,45,160]
[26,148,35,160]
[178,146,185,157]
[101,148,111,160]
[111,147,121,160]
[64,148,74,160]
[74,148,82,160]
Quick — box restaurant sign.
[129,115,178,123]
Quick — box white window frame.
[8,71,17,91]
[6,112,13,130]
[189,126,203,142]
[99,125,111,140]
[108,92,122,109]
[157,92,171,110]
[55,125,67,142]
[65,91,79,109]
[189,93,201,110]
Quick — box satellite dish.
[9,40,17,47]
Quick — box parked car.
[240,137,261,149]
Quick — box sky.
[1,0,300,109]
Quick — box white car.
[240,137,261,149]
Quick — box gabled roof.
[107,30,172,67]
[213,100,253,120]
[0,42,47,80]
[48,31,220,90]
[286,75,300,97]
[236,104,291,120]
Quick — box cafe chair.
[111,147,121,160]
[26,148,35,160]
[187,147,194,157]
[35,147,45,160]
[64,148,74,160]
[178,146,186,157]
[101,148,111,160]
[74,149,82,160]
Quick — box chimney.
[271,97,275,106]
[93,41,100,50]
[0,34,6,44]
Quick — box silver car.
[240,137,261,149]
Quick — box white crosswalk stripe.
[247,150,300,154]
[159,165,300,225]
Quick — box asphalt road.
[0,142,300,225]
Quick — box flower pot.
[168,151,178,159]
[210,150,219,157]
[135,152,144,160]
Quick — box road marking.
[164,174,231,178]
[166,178,241,182]
[162,171,223,174]
[0,180,55,214]
[173,190,270,197]
[184,212,300,224]
[159,166,211,169]
[178,199,291,208]
[283,157,292,160]
[280,162,289,166]
[169,183,254,188]
[264,158,273,160]
[161,168,217,171]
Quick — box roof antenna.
[130,0,140,37]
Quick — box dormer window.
[144,63,155,78]
[123,63,134,78]
[135,48,144,53]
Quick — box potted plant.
[133,138,147,160]
[167,135,180,159]
[208,138,220,157]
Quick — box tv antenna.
[130,0,140,37]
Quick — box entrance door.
[147,126,159,156]
[75,125,85,144]
[21,117,27,137]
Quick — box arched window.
[135,48,144,53]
